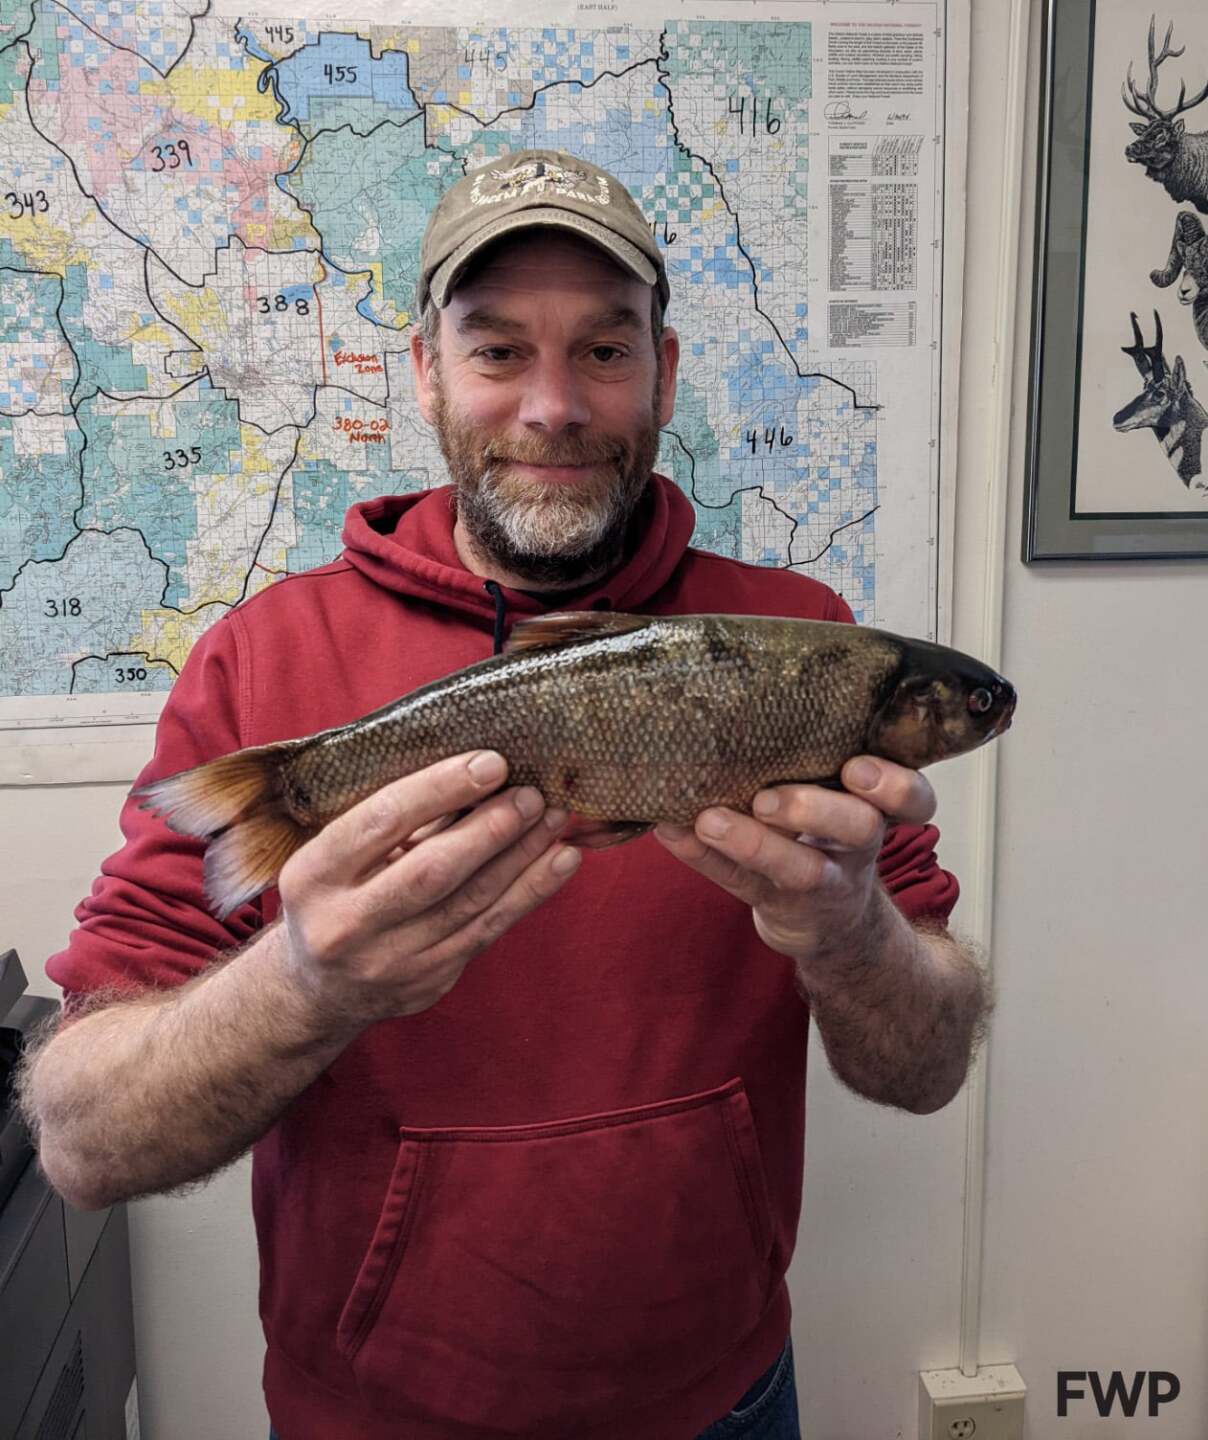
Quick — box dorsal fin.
[503,611,652,654]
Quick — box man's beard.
[430,370,663,589]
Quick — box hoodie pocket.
[336,1077,775,1433]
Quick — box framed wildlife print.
[1025,0,1208,559]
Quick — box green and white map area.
[0,0,887,700]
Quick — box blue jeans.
[696,1338,800,1438]
[268,1338,798,1439]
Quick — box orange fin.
[564,818,653,850]
[135,738,311,918]
[203,806,312,919]
[134,739,303,840]
[503,611,651,655]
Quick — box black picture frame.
[1024,0,1208,560]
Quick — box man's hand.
[653,757,935,984]
[654,756,989,1114]
[278,750,580,1026]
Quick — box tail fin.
[134,741,312,919]
[201,808,311,920]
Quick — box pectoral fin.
[563,818,653,849]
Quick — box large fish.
[137,612,1016,918]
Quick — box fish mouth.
[990,691,1017,738]
[969,708,1012,751]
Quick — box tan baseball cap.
[418,149,670,313]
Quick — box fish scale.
[135,610,1016,918]
[282,616,903,825]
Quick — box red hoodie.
[48,477,957,1440]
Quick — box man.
[21,151,987,1439]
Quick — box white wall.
[979,4,1208,1432]
[6,1,1207,1437]
[942,1,1208,1436]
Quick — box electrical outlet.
[919,1365,1026,1440]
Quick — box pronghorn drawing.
[1113,310,1208,491]
[1123,17,1208,214]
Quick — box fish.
[135,611,1016,919]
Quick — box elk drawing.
[1150,209,1208,349]
[1123,17,1208,213]
[1113,310,1208,491]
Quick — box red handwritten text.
[333,349,384,375]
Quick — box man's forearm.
[18,925,364,1210]
[798,888,991,1114]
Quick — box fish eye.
[968,688,994,715]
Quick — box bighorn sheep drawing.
[1150,209,1208,350]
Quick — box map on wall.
[0,0,956,726]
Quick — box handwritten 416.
[727,91,783,136]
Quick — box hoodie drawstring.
[485,580,507,656]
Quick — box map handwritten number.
[746,425,794,455]
[462,46,503,71]
[256,293,311,315]
[323,63,358,83]
[727,93,782,137]
[45,598,82,618]
[114,666,149,684]
[265,24,294,44]
[150,141,193,172]
[163,446,202,470]
[5,190,49,219]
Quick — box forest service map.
[0,0,949,709]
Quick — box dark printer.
[0,950,138,1440]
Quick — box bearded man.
[22,151,986,1440]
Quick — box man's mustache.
[482,436,628,468]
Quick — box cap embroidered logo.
[469,159,612,209]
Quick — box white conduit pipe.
[958,0,1032,1380]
